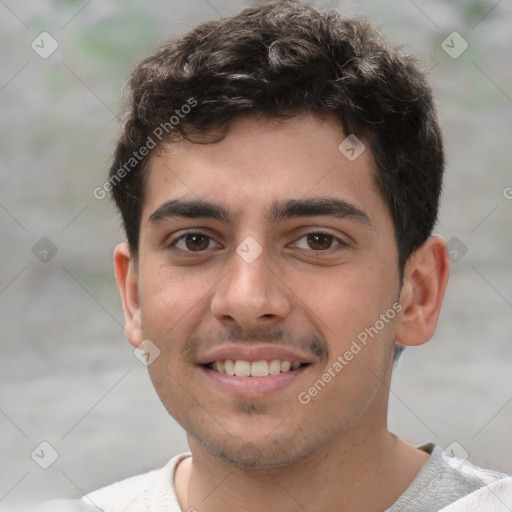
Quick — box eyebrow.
[268,197,372,226]
[148,197,372,227]
[149,199,233,225]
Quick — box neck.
[175,425,429,512]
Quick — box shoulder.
[81,453,190,512]
[84,470,155,511]
[434,443,508,491]
[438,476,512,511]
[387,443,510,512]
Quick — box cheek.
[294,264,399,392]
[139,263,214,336]
[294,263,394,336]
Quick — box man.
[80,1,510,510]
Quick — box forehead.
[142,113,388,227]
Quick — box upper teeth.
[211,360,303,377]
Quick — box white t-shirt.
[77,444,509,512]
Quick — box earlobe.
[395,235,450,347]
[113,242,144,348]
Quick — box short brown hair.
[109,0,444,271]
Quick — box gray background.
[1,0,511,508]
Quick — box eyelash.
[169,231,221,255]
[168,230,346,255]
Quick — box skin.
[114,112,450,512]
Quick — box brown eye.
[291,231,344,253]
[183,234,209,251]
[306,233,335,250]
[172,232,220,252]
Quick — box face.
[124,113,404,468]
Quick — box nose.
[210,243,292,330]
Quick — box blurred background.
[1,0,511,508]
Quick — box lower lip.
[200,365,309,396]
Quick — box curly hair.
[108,0,444,271]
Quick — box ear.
[113,242,144,348]
[395,235,450,347]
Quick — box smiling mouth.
[204,359,311,377]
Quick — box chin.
[191,428,322,470]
